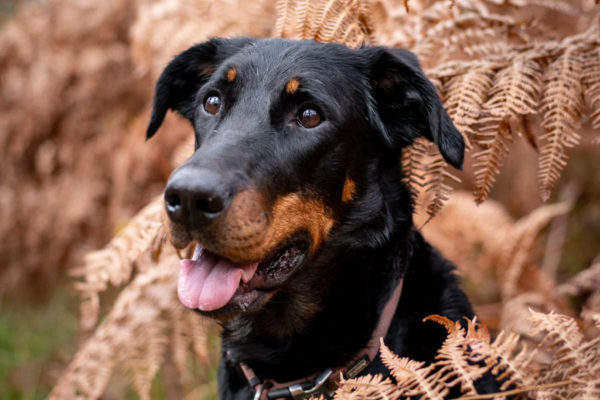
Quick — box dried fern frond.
[51,252,211,400]
[72,195,165,332]
[428,23,599,202]
[422,146,461,221]
[273,0,372,47]
[380,340,449,399]
[472,116,512,203]
[443,68,495,150]
[485,60,543,118]
[538,49,584,201]
[402,139,461,221]
[499,201,572,299]
[470,60,543,202]
[528,309,600,399]
[425,316,489,395]
[582,47,600,129]
[334,374,399,400]
[401,137,429,203]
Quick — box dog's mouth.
[177,236,309,315]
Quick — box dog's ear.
[362,47,464,169]
[146,37,254,140]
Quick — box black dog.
[147,38,484,399]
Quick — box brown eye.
[297,107,322,128]
[204,95,221,114]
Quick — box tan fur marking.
[342,177,356,202]
[285,78,300,94]
[227,67,237,82]
[175,190,334,263]
[266,193,334,255]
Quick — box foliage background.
[0,0,598,399]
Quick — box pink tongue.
[178,246,258,311]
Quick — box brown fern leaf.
[422,145,461,220]
[471,60,542,203]
[401,137,429,201]
[472,116,512,203]
[122,320,169,400]
[465,320,535,391]
[424,316,489,395]
[380,340,449,399]
[314,0,371,47]
[486,60,543,118]
[169,305,210,375]
[73,194,165,332]
[50,253,181,399]
[528,309,600,399]
[538,49,584,201]
[402,138,460,220]
[305,0,335,40]
[443,68,495,150]
[274,0,372,47]
[582,47,600,129]
[500,201,572,299]
[334,374,399,400]
[529,310,584,362]
[272,0,294,38]
[52,251,213,400]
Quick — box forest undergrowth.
[0,0,599,399]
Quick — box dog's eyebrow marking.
[285,78,300,94]
[227,67,237,82]
[342,177,356,202]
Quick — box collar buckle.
[288,368,333,400]
[253,384,265,400]
[265,368,333,400]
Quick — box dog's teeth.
[192,244,203,261]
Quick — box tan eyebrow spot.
[227,67,237,82]
[342,176,356,202]
[286,78,300,94]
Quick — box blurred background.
[0,0,598,398]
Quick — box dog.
[147,38,491,399]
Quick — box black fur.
[148,38,494,399]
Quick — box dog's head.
[147,38,463,321]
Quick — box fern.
[336,310,600,400]
[380,340,450,399]
[273,0,372,47]
[443,68,495,150]
[472,117,512,203]
[73,195,165,332]
[50,252,211,400]
[538,49,584,201]
[46,1,600,399]
[335,374,399,400]
[529,309,600,399]
[582,48,600,130]
[425,316,489,395]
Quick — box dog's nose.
[164,168,231,227]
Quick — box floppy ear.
[362,47,464,169]
[146,37,254,140]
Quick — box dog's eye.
[297,108,322,128]
[204,95,221,115]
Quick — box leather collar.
[236,277,405,400]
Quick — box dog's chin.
[179,235,311,321]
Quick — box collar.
[236,276,404,400]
